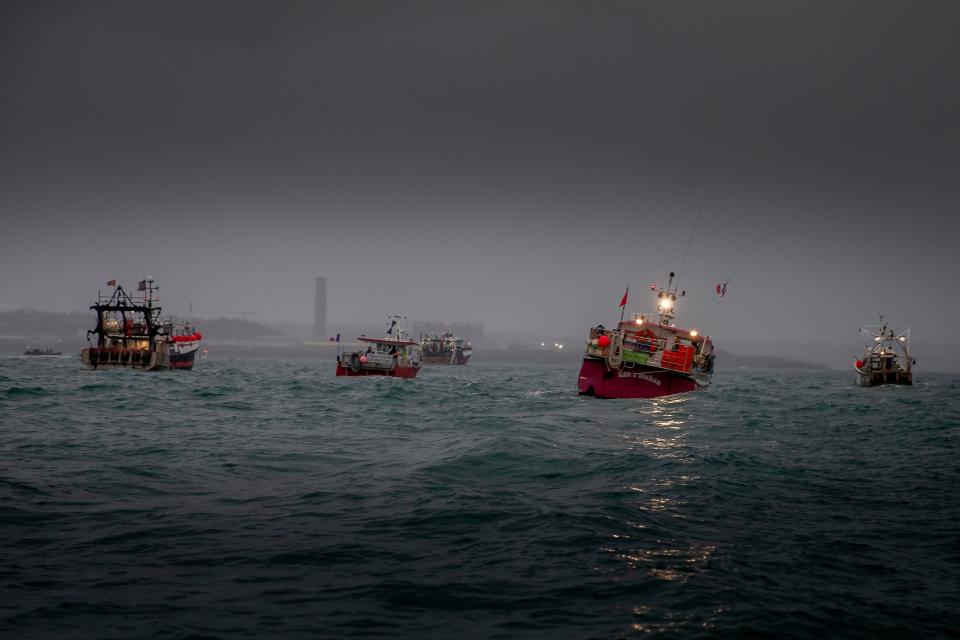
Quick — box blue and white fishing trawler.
[80,278,202,371]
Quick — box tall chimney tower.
[314,277,327,337]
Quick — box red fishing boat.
[335,316,423,378]
[578,273,716,399]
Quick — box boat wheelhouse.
[578,273,716,399]
[336,316,423,378]
[80,278,202,371]
[854,315,914,386]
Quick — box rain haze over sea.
[2,1,960,638]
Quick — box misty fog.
[2,1,958,351]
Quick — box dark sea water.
[1,356,958,639]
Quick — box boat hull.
[855,368,912,386]
[169,343,199,370]
[335,362,420,378]
[81,341,199,371]
[577,358,701,399]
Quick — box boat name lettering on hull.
[617,371,662,385]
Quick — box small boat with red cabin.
[336,316,423,378]
[578,272,716,399]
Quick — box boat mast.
[859,313,912,371]
[386,315,407,341]
[143,277,161,328]
[653,271,685,325]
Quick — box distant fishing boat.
[854,315,914,386]
[80,278,202,371]
[336,316,423,378]
[578,272,717,399]
[420,330,472,365]
[24,346,62,356]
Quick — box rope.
[607,332,624,369]
[706,300,722,336]
[705,277,730,336]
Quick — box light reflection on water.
[607,393,720,625]
[604,541,717,581]
[609,538,720,634]
[620,394,693,458]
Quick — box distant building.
[413,321,484,345]
[314,277,327,337]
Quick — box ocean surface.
[1,356,958,639]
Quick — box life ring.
[349,353,362,373]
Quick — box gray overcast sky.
[1,0,958,342]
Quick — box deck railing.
[586,328,696,374]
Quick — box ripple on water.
[0,358,958,638]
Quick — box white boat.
[854,315,914,386]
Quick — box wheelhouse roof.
[617,321,712,341]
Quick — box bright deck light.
[635,318,643,325]
[690,330,698,337]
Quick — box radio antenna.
[675,201,702,292]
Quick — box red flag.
[106,279,117,287]
[716,282,727,297]
[618,287,629,308]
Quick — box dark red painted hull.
[577,359,699,399]
[335,362,420,378]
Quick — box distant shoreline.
[0,338,828,370]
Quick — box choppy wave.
[1,355,958,638]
